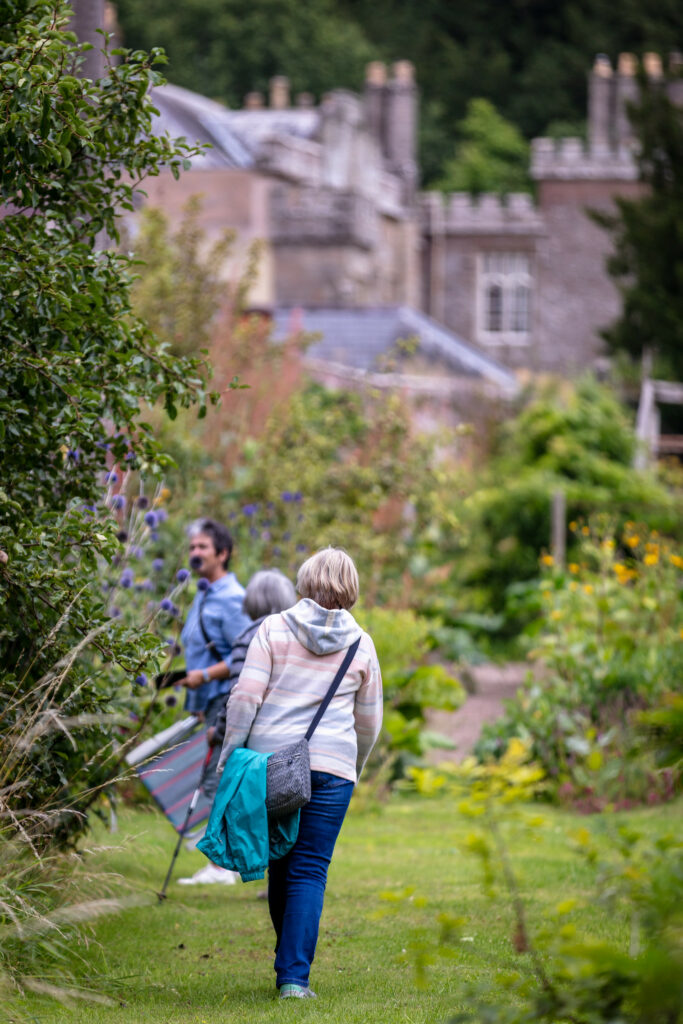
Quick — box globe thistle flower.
[165,694,177,708]
[124,451,136,462]
[67,448,80,463]
[281,491,293,503]
[111,494,126,511]
[189,555,202,571]
[242,503,259,517]
[109,606,122,618]
[151,531,160,541]
[197,577,210,591]
[120,575,133,589]
[136,496,150,509]
[166,639,182,656]
[176,568,190,583]
[296,544,307,553]
[141,579,154,592]
[104,471,118,484]
[131,546,144,559]
[117,530,128,542]
[156,508,168,523]
[152,558,164,572]
[160,598,174,612]
[134,673,148,687]
[144,511,158,528]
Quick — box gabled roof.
[272,306,518,396]
[149,84,254,169]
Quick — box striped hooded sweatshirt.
[216,598,383,783]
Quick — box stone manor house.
[138,52,682,384]
[70,6,680,394]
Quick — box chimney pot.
[391,60,415,85]
[643,52,663,78]
[618,52,637,76]
[244,91,264,110]
[269,75,290,109]
[365,61,387,86]
[592,53,612,77]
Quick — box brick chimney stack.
[364,61,387,145]
[384,60,418,202]
[588,54,613,155]
[269,76,290,110]
[615,52,638,152]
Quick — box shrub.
[476,521,683,807]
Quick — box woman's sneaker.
[177,864,239,885]
[279,985,317,999]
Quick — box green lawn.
[18,796,680,1024]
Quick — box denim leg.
[268,772,353,989]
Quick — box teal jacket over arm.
[197,748,299,882]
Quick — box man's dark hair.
[196,518,234,570]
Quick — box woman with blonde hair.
[217,547,383,999]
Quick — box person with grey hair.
[216,548,383,999]
[208,569,298,766]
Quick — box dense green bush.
[450,378,680,625]
[476,521,683,807]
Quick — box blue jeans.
[268,771,354,989]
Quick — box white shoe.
[177,864,240,885]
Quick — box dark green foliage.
[595,76,683,377]
[435,99,531,196]
[0,0,209,844]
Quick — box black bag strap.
[198,591,221,661]
[305,636,361,742]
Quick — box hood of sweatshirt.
[281,598,362,656]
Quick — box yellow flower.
[680,628,683,641]
[669,554,683,570]
[569,581,578,592]
[550,609,563,621]
[644,553,659,567]
[602,539,615,551]
[569,521,578,532]
[541,590,552,601]
[568,563,579,574]
[541,554,554,567]
[624,535,640,548]
[582,526,590,536]
[583,584,594,595]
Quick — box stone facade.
[67,0,680,378]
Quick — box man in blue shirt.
[177,518,251,886]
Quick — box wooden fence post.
[551,490,566,568]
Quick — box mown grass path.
[23,796,679,1024]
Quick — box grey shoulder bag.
[265,637,361,819]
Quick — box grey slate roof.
[149,84,254,169]
[272,306,518,395]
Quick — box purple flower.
[165,694,177,707]
[125,451,136,462]
[197,577,210,592]
[104,472,118,484]
[109,605,121,618]
[189,555,203,571]
[141,579,154,591]
[67,448,80,463]
[170,603,180,617]
[151,531,159,541]
[144,511,158,528]
[281,491,293,503]
[117,530,128,542]
[129,711,139,722]
[160,598,174,612]
[152,558,164,572]
[136,496,150,509]
[242,503,258,517]
[146,600,157,612]
[96,440,111,451]
[176,568,190,583]
[111,494,126,511]
[293,491,303,502]
[156,508,168,523]
[249,527,259,538]
[120,575,133,589]
[131,545,144,559]
[296,544,307,552]
[134,673,148,687]
[283,531,291,541]
[166,639,182,656]
[261,530,271,541]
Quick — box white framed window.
[477,253,532,345]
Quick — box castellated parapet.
[531,136,638,181]
[420,191,545,236]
